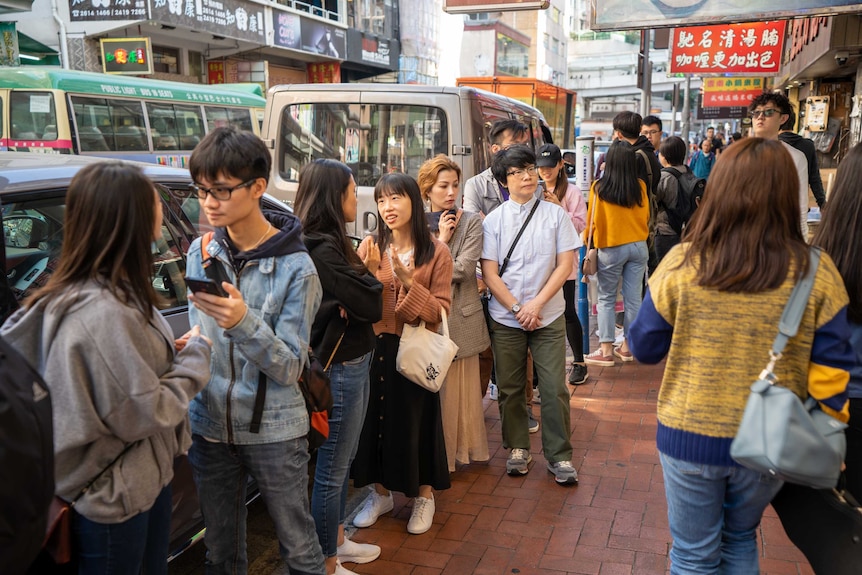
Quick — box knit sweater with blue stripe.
[629,244,853,467]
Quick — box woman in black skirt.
[350,173,453,535]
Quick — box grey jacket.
[446,210,490,358]
[0,281,211,523]
[463,167,542,216]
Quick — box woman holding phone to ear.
[294,159,384,575]
[1,161,212,574]
[418,154,490,472]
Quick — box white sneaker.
[488,382,499,400]
[334,559,359,575]
[337,536,381,564]
[353,490,394,528]
[406,494,435,534]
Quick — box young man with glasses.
[480,145,580,485]
[184,127,326,574]
[641,115,663,153]
[748,93,810,238]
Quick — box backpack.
[662,167,706,235]
[635,149,660,241]
[0,336,54,575]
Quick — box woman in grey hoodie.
[1,162,211,575]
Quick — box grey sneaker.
[507,448,532,475]
[569,364,588,385]
[532,386,541,404]
[547,460,578,485]
[528,407,539,433]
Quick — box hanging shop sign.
[208,61,225,84]
[101,38,154,75]
[307,61,341,83]
[701,77,764,107]
[69,0,148,21]
[272,9,346,59]
[670,21,786,76]
[151,0,264,43]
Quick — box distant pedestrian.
[630,138,852,575]
[185,127,326,574]
[654,136,688,262]
[688,139,716,180]
[295,159,385,575]
[1,161,212,574]
[779,108,827,210]
[704,126,724,154]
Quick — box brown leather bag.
[43,497,72,564]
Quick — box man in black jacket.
[779,109,827,210]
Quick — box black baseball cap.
[536,144,562,167]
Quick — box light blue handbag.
[730,248,847,490]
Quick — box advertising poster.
[670,21,786,76]
[271,9,346,59]
[101,37,154,75]
[150,0,265,43]
[69,0,148,21]
[701,77,764,107]
[591,0,862,32]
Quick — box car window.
[3,186,193,310]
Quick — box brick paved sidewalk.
[345,358,815,575]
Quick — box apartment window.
[152,45,179,74]
[551,7,560,22]
[465,12,489,21]
[188,50,203,79]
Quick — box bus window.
[10,92,57,141]
[204,107,229,132]
[108,99,147,152]
[173,105,204,150]
[70,96,112,152]
[148,103,180,151]
[227,108,254,133]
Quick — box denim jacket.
[187,213,322,445]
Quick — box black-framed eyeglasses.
[189,178,258,201]
[506,166,538,178]
[750,109,780,119]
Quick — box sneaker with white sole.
[569,364,588,385]
[335,559,359,575]
[547,460,579,485]
[507,448,532,475]
[353,490,393,528]
[528,406,539,433]
[407,494,435,534]
[488,382,499,401]
[337,537,381,564]
[584,349,614,367]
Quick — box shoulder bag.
[397,308,459,393]
[730,248,847,489]
[582,184,598,277]
[298,326,343,451]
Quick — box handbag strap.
[585,183,596,251]
[763,247,821,378]
[323,320,348,371]
[499,198,541,277]
[71,442,135,506]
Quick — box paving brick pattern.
[345,358,815,575]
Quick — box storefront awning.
[17,32,60,66]
[0,0,34,14]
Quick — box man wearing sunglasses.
[749,93,810,238]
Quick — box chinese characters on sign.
[101,38,154,75]
[208,61,225,84]
[151,0,264,43]
[69,0,148,22]
[670,21,787,76]
[701,77,764,107]
[307,62,341,83]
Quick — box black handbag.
[771,479,862,574]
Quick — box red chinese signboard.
[702,77,764,107]
[208,61,225,85]
[670,21,787,76]
[307,62,341,83]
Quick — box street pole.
[681,75,691,148]
[639,30,651,118]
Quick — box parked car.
[0,152,285,560]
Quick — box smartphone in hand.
[185,276,228,298]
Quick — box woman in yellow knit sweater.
[583,140,650,366]
[628,138,852,574]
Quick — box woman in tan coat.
[419,154,491,472]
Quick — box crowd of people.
[1,90,859,575]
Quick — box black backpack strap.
[249,370,267,434]
[499,198,541,277]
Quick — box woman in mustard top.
[583,140,650,366]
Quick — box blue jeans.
[74,483,172,575]
[311,352,372,557]
[188,435,325,575]
[660,452,783,575]
[596,241,648,343]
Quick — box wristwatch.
[511,302,521,314]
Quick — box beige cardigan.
[444,210,490,358]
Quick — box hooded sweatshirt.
[0,282,211,523]
[779,131,826,209]
[186,210,322,445]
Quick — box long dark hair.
[374,173,435,267]
[26,161,161,318]
[813,144,862,322]
[596,140,644,208]
[682,138,809,292]
[295,159,365,272]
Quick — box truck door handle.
[363,211,378,236]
